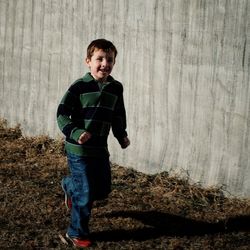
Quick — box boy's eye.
[95,56,114,63]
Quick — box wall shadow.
[91,210,250,242]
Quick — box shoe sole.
[65,233,75,246]
[66,233,91,248]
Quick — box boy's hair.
[86,39,117,59]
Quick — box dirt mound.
[0,119,249,249]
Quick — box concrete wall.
[0,0,249,197]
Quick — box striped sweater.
[57,72,128,157]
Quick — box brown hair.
[86,39,117,59]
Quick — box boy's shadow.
[92,210,250,242]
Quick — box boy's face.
[86,49,115,82]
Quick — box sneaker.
[61,181,72,210]
[66,233,92,248]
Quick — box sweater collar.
[82,72,115,83]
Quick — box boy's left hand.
[78,131,92,144]
[121,137,130,149]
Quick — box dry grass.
[0,119,249,249]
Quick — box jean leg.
[87,157,111,200]
[66,153,91,238]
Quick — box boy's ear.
[85,57,90,66]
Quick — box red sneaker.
[66,233,92,248]
[61,181,72,210]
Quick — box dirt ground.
[0,119,250,249]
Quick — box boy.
[57,39,130,248]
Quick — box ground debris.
[0,119,250,249]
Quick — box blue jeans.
[62,153,111,238]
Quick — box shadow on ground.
[92,210,250,242]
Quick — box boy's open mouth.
[99,69,109,74]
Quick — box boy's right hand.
[78,132,92,144]
[121,137,130,149]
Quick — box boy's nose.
[101,59,108,66]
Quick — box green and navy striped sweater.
[57,72,127,157]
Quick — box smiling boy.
[57,39,130,248]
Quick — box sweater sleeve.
[112,87,128,144]
[57,85,86,142]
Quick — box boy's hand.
[121,137,130,149]
[78,132,92,144]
